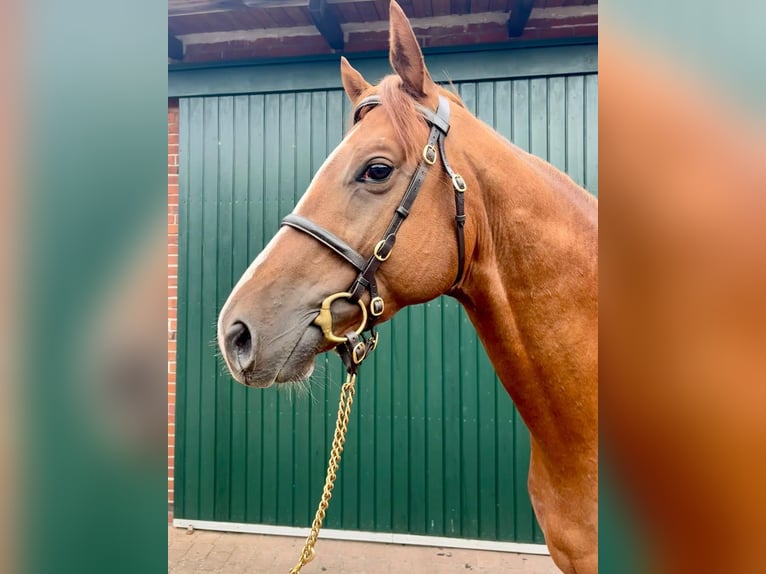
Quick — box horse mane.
[371,75,465,161]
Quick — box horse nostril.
[225,321,254,369]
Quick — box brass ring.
[313,292,368,344]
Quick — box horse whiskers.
[273,359,331,403]
[278,377,311,401]
[208,337,232,376]
[305,367,327,404]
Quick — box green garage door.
[172,43,597,545]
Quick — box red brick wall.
[168,99,179,517]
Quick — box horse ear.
[340,57,371,104]
[388,0,434,99]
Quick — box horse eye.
[360,163,393,182]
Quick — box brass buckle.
[370,296,385,317]
[352,341,367,365]
[367,331,379,353]
[452,173,467,193]
[423,144,437,165]
[373,239,393,262]
[313,292,368,344]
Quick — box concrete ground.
[168,526,559,573]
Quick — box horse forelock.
[376,75,428,160]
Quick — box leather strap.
[437,133,466,287]
[416,102,450,135]
[282,214,367,271]
[417,97,465,286]
[353,95,382,123]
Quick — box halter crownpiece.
[280,94,466,373]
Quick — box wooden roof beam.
[507,0,535,38]
[169,35,184,60]
[309,0,344,50]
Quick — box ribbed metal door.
[175,64,597,544]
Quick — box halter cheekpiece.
[281,94,466,373]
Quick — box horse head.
[217,1,475,387]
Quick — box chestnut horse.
[217,2,597,572]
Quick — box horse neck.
[453,119,598,454]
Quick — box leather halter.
[281,94,466,373]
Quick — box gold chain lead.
[289,373,357,574]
